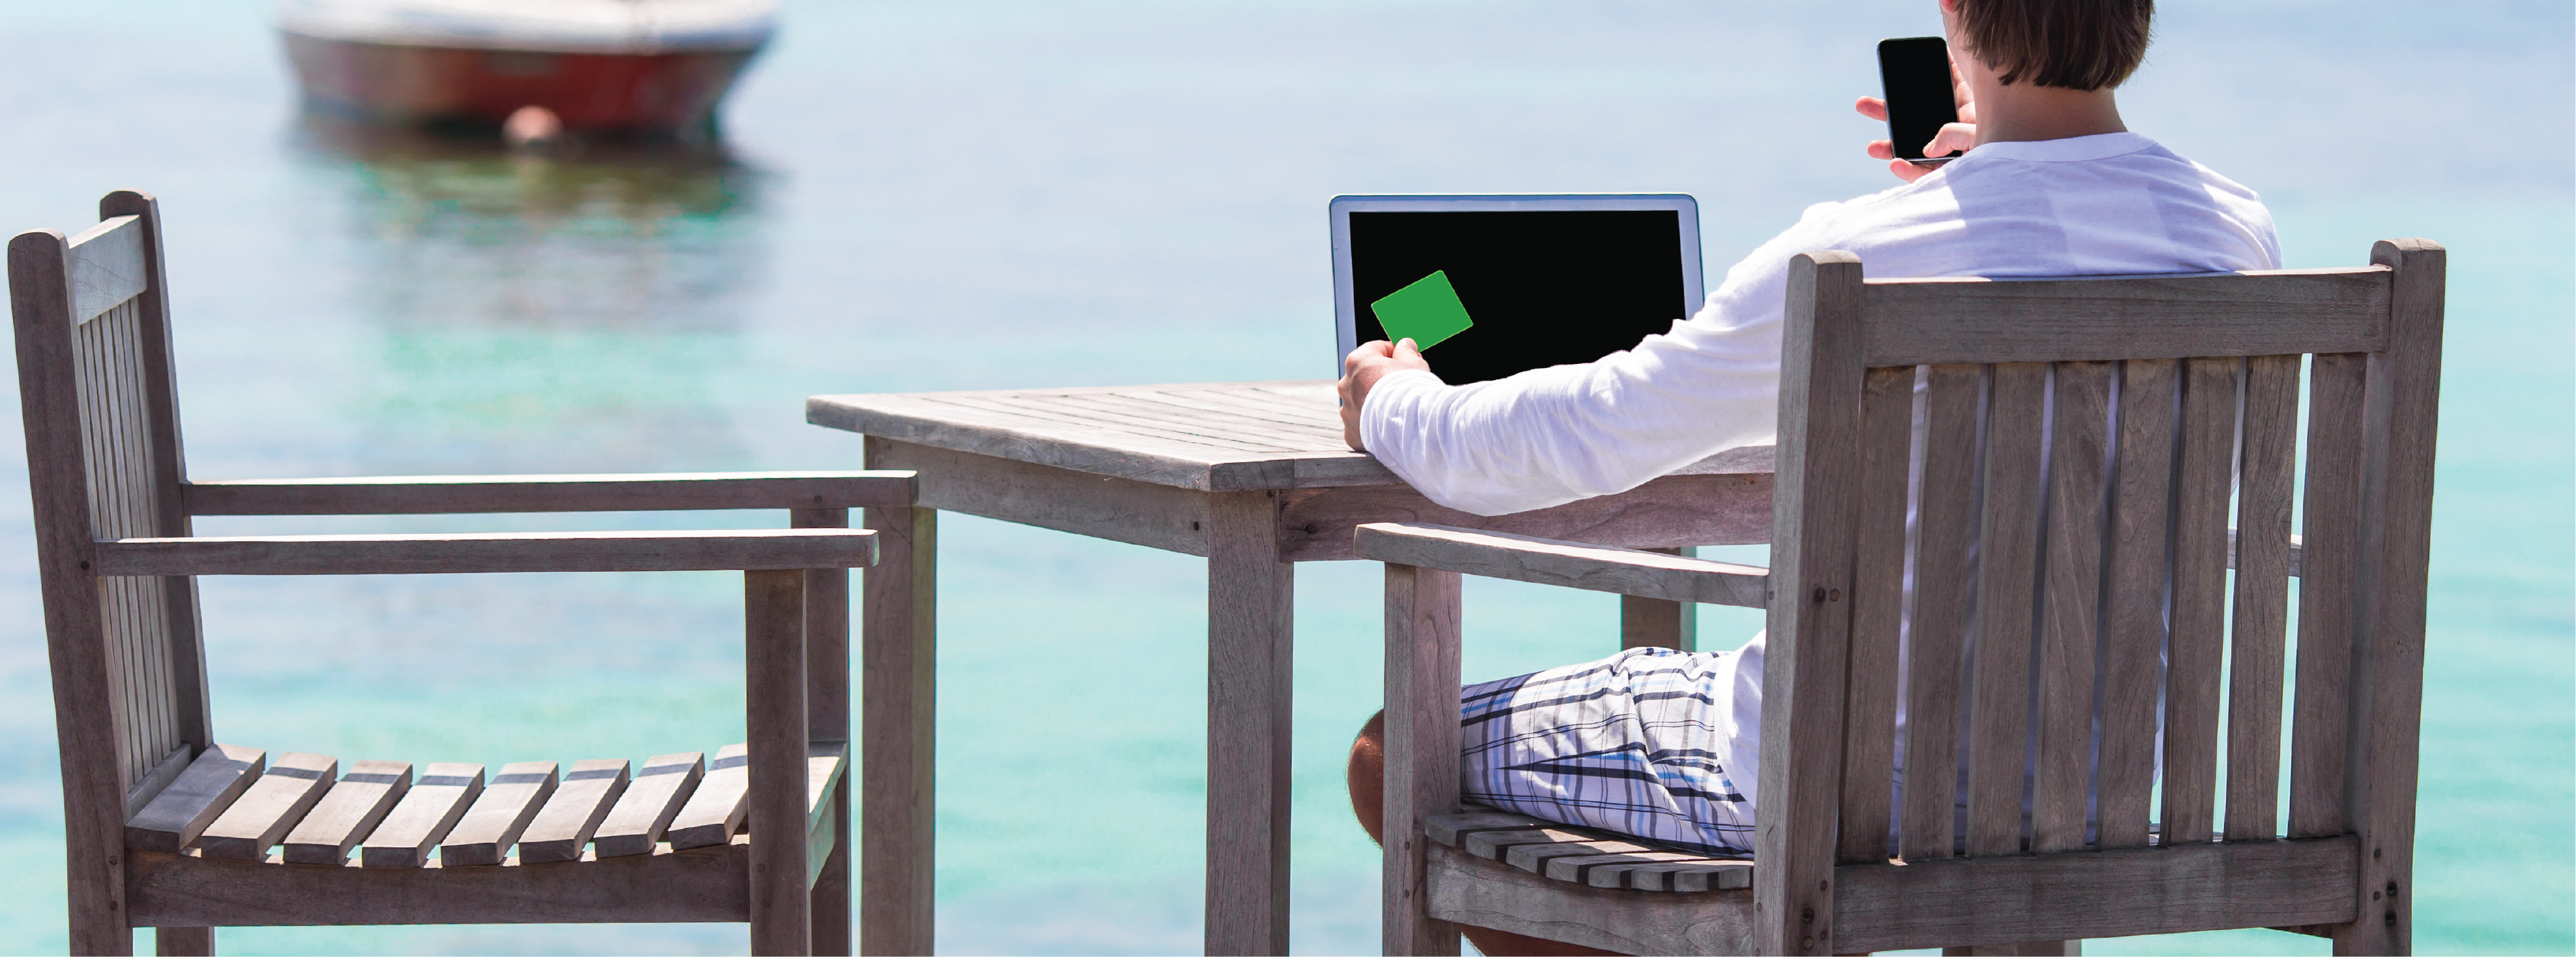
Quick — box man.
[1339,1,2278,952]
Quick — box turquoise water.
[0,1,2566,953]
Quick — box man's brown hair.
[1953,0,2153,91]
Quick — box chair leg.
[154,927,214,956]
[747,569,813,956]
[1383,563,1463,957]
[810,783,853,956]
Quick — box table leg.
[1205,489,1293,956]
[861,504,937,956]
[1620,547,1699,652]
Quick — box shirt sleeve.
[1357,206,1841,516]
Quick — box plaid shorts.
[1458,636,1767,856]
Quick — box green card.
[1369,270,1474,350]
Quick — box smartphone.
[1877,37,1960,167]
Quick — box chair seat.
[114,740,847,927]
[1429,807,1752,892]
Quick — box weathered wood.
[1423,812,1549,847]
[2097,358,2176,849]
[65,214,146,324]
[1506,838,1660,874]
[1967,362,2045,859]
[2288,353,2368,840]
[870,437,1210,555]
[280,761,412,865]
[441,761,559,866]
[592,752,704,859]
[518,759,629,864]
[1757,251,1863,956]
[1560,851,1717,888]
[812,383,1346,491]
[857,480,935,956]
[1424,843,1756,956]
[1354,523,1768,606]
[1901,363,1980,861]
[198,751,336,861]
[1281,470,1773,563]
[125,743,262,853]
[2162,357,2240,846]
[668,743,751,850]
[2332,239,2445,955]
[745,569,812,955]
[1464,827,1605,861]
[360,763,484,868]
[2032,362,2112,853]
[1619,551,1699,652]
[14,223,132,954]
[1384,563,1465,956]
[1831,835,2360,952]
[2225,354,2300,843]
[1858,267,2390,366]
[95,527,878,576]
[1839,365,1914,864]
[126,840,754,926]
[184,471,917,516]
[795,505,855,956]
[1206,489,1293,956]
[806,741,848,835]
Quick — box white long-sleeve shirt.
[1360,132,2282,516]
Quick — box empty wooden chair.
[1360,241,2444,955]
[12,190,926,956]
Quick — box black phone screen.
[1877,37,1959,161]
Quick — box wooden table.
[806,379,1774,956]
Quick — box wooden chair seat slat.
[593,751,706,859]
[359,763,485,868]
[281,760,414,865]
[123,743,262,853]
[668,744,752,850]
[518,759,632,864]
[197,752,337,861]
[439,761,560,867]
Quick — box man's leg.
[1347,712,1618,957]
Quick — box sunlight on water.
[0,1,2565,954]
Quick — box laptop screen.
[1338,202,1699,386]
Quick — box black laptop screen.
[1346,209,1691,386]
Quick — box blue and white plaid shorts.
[1458,637,1767,856]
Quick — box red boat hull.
[283,32,759,134]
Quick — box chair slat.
[1856,267,2390,365]
[2032,362,2113,853]
[280,760,412,864]
[2162,357,2240,846]
[111,305,178,785]
[2288,352,2370,838]
[439,760,560,866]
[2224,355,2300,842]
[593,751,705,858]
[198,752,337,861]
[123,743,262,853]
[2096,360,2177,849]
[668,743,752,850]
[1966,363,2046,857]
[360,762,484,868]
[1899,364,1980,861]
[518,758,632,863]
[1838,365,1915,863]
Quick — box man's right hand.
[1856,60,1978,183]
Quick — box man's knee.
[1347,709,1386,844]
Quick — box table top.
[808,379,1772,493]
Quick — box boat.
[277,0,777,138]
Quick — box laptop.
[1331,194,1704,385]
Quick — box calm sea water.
[0,2,2566,954]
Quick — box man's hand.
[1856,59,1978,183]
[1337,338,1432,451]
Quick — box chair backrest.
[8,190,210,821]
[1755,242,2444,954]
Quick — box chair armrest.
[93,529,875,576]
[182,471,917,516]
[1354,522,1769,608]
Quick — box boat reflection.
[288,111,771,473]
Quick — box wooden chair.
[11,190,924,956]
[1361,241,2445,955]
